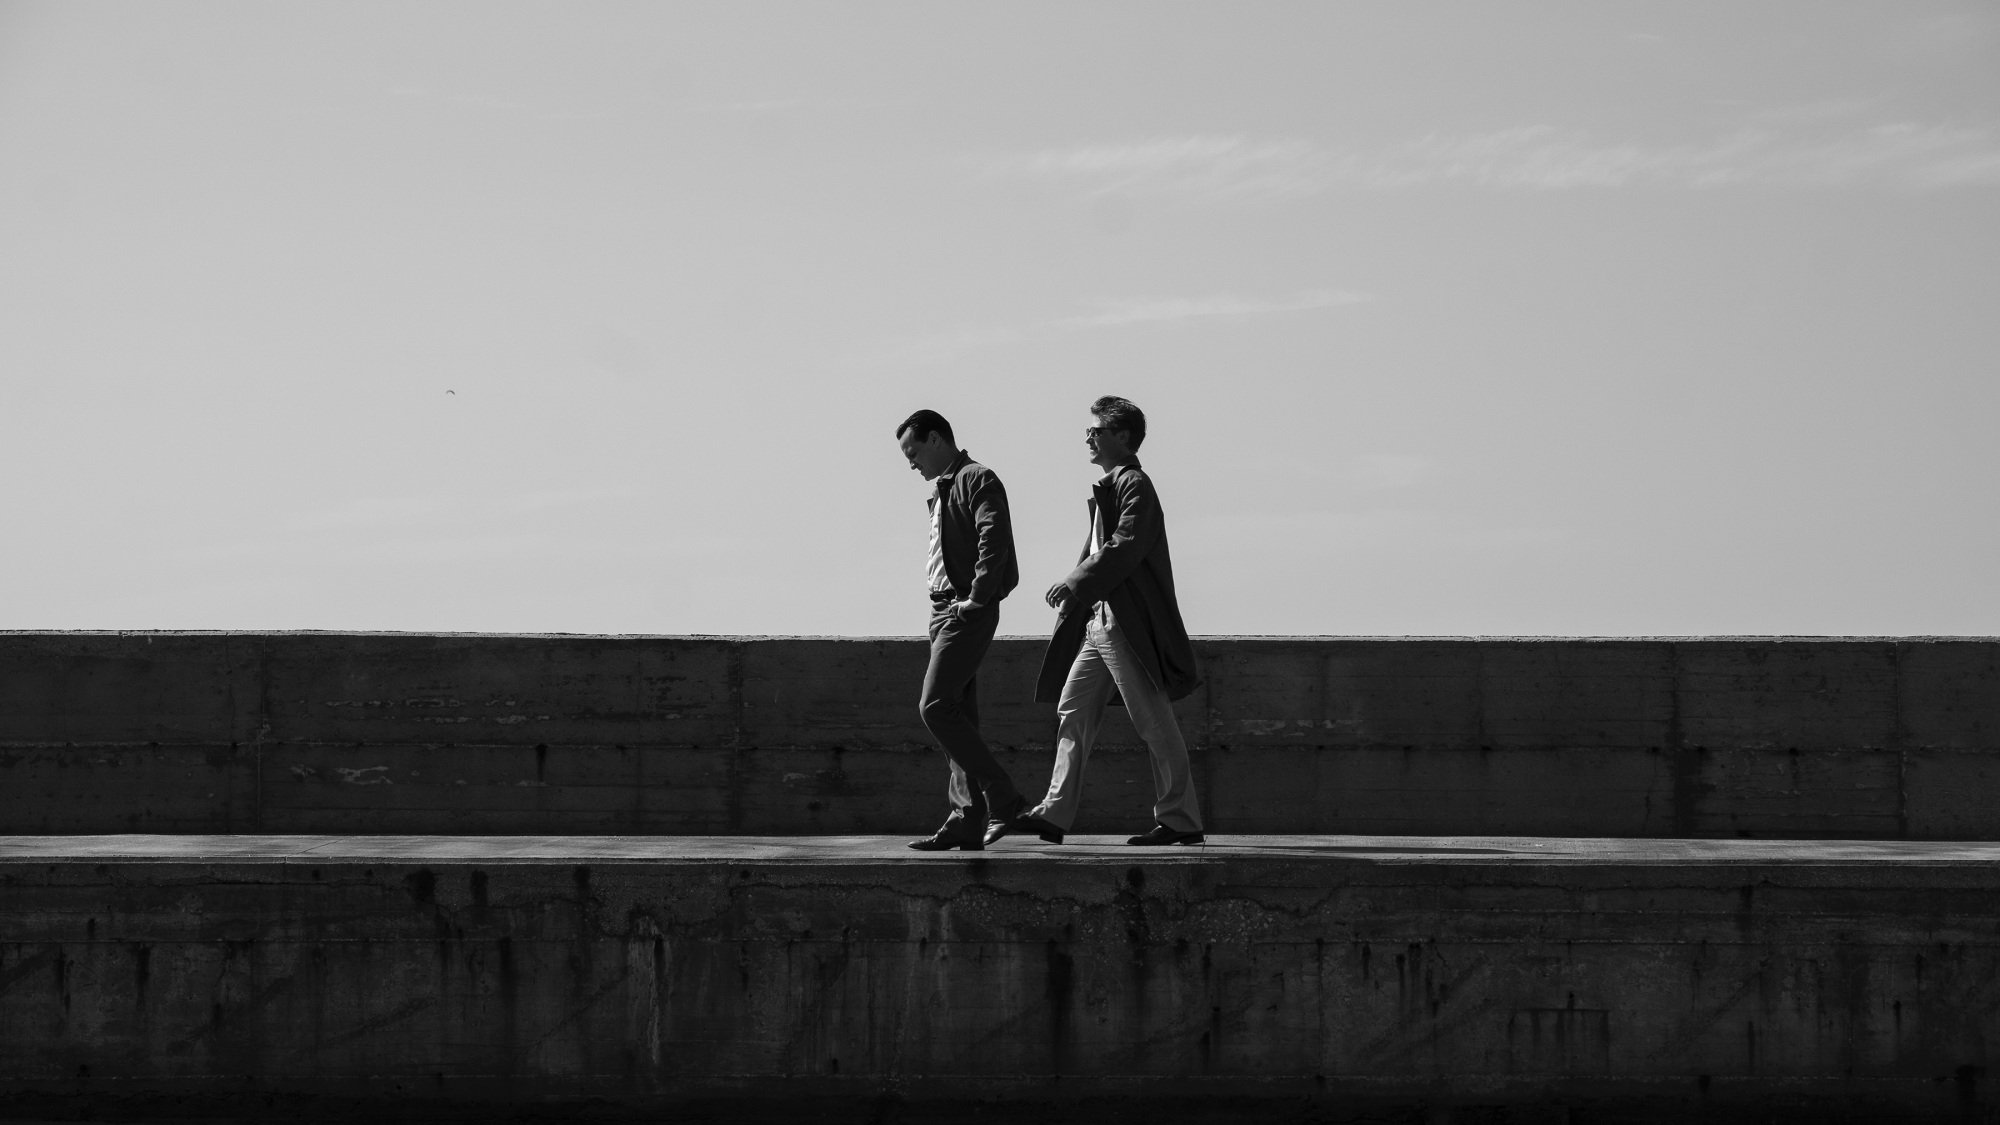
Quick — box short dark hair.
[895,409,954,446]
[1089,395,1146,450]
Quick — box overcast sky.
[2,1,1996,636]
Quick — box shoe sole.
[980,831,1064,845]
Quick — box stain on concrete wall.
[0,850,1993,1117]
[0,633,1996,838]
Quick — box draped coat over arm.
[1034,459,1202,704]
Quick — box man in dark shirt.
[995,395,1205,847]
[894,409,1029,851]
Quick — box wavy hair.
[1089,395,1146,450]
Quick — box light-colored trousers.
[1029,612,1204,834]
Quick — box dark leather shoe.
[1015,815,1066,844]
[907,832,984,852]
[984,813,1065,846]
[1127,824,1204,846]
[980,795,1031,845]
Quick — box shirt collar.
[1094,455,1140,486]
[934,448,972,489]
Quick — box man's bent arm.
[1063,469,1164,604]
[965,472,1014,607]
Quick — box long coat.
[1034,459,1202,703]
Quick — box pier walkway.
[3,833,1995,1121]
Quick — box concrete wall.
[3,632,1999,838]
[0,840,1994,1119]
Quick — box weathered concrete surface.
[4,632,2000,838]
[0,835,1995,1121]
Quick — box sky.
[1,1,1996,637]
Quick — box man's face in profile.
[898,429,952,481]
[1085,414,1131,469]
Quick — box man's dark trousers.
[921,594,1022,833]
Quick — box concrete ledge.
[1,834,1996,1119]
[3,633,2000,838]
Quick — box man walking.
[994,395,1205,847]
[894,409,1029,851]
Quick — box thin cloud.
[868,324,1030,366]
[1343,454,1435,492]
[869,288,1369,365]
[1060,289,1372,328]
[1767,124,2000,189]
[682,98,812,114]
[388,86,851,122]
[975,137,1331,204]
[981,120,2000,200]
[1179,509,1568,559]
[279,488,636,534]
[1290,454,1438,493]
[1366,123,2000,190]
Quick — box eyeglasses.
[1085,426,1115,438]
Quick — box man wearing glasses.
[894,409,1030,851]
[992,395,1206,847]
